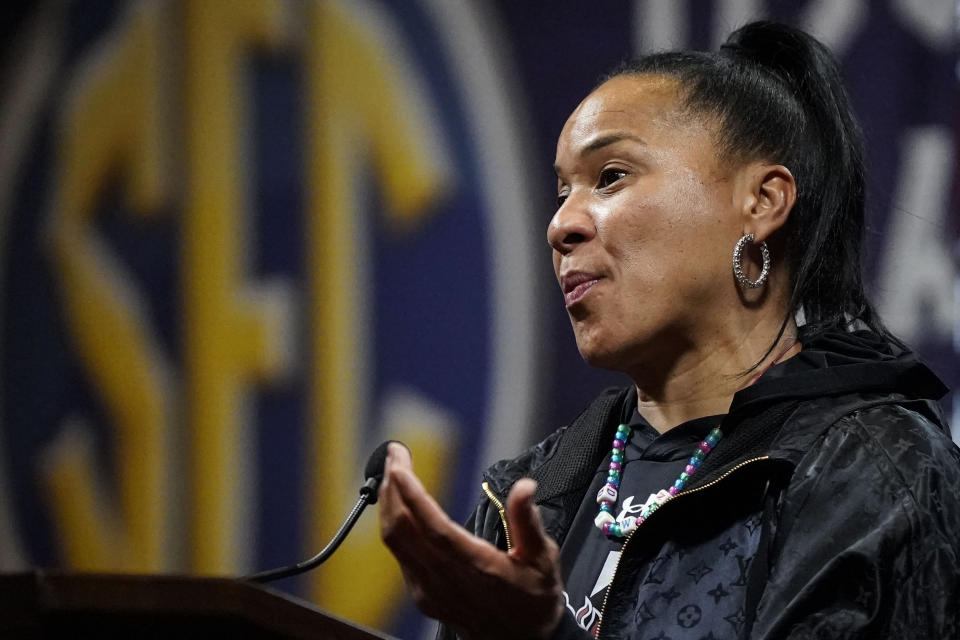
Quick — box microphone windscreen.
[364,440,403,482]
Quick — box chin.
[581,351,631,373]
[575,336,630,372]
[574,323,665,375]
[573,319,626,369]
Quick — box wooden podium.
[0,571,399,639]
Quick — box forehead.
[557,74,715,160]
[565,74,682,137]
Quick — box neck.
[630,317,799,434]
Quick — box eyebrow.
[554,132,646,176]
[582,132,645,153]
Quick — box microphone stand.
[247,477,379,583]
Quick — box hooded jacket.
[438,329,960,639]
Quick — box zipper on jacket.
[481,481,513,551]
[594,455,770,638]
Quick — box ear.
[736,164,796,242]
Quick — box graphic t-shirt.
[558,410,721,635]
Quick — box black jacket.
[439,330,960,639]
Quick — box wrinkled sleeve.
[751,407,960,639]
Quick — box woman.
[379,21,959,640]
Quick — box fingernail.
[386,443,399,468]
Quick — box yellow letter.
[181,0,294,573]
[305,0,454,626]
[44,0,172,572]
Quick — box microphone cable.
[246,440,400,583]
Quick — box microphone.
[247,440,401,583]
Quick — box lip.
[560,271,603,308]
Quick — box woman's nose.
[547,193,595,254]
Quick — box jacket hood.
[729,326,948,420]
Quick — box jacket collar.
[512,328,948,504]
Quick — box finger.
[380,484,492,627]
[379,485,422,553]
[379,442,412,495]
[379,443,423,533]
[379,445,419,545]
[379,439,420,523]
[389,464,497,561]
[505,478,552,565]
[387,441,412,468]
[378,451,403,521]
[378,452,504,629]
[382,454,495,572]
[379,476,462,598]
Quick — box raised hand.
[378,443,564,639]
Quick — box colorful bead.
[596,425,723,539]
[597,484,618,503]
[639,492,659,511]
[595,511,616,528]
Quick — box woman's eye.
[556,193,568,208]
[598,168,626,188]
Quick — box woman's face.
[549,74,746,373]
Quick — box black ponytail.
[608,21,895,343]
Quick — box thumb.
[505,478,551,565]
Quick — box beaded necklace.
[594,341,798,539]
[594,423,722,538]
